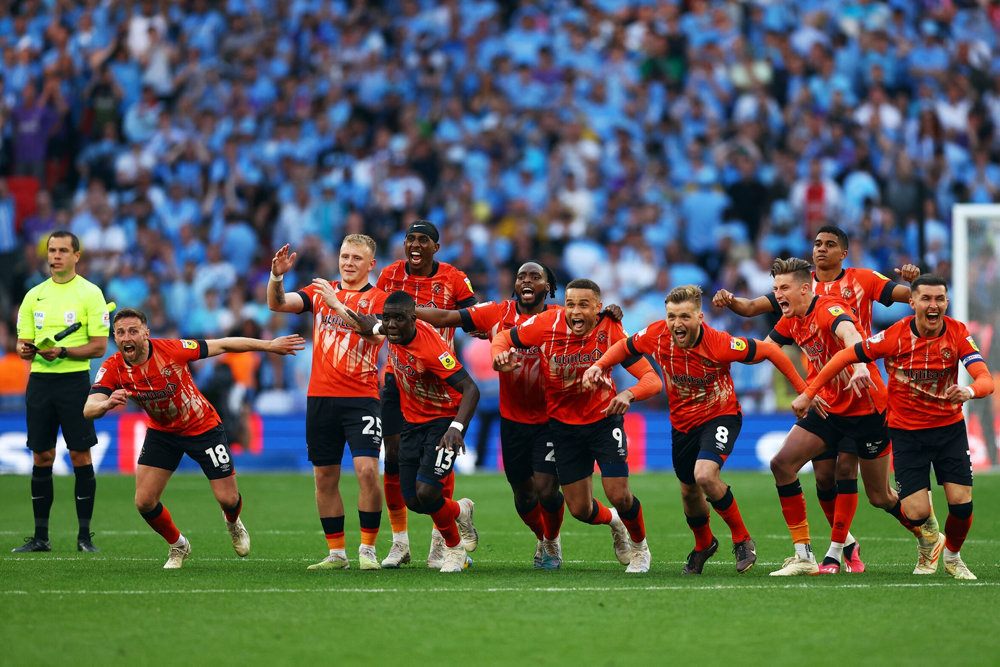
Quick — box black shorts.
[380,373,404,438]
[812,436,858,462]
[26,371,97,453]
[138,424,234,480]
[890,421,973,500]
[398,417,457,498]
[548,415,628,486]
[796,410,890,460]
[671,414,742,485]
[306,396,382,466]
[499,417,558,485]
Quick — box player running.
[376,220,477,568]
[713,225,921,571]
[764,258,921,575]
[794,274,994,579]
[491,279,661,573]
[346,291,480,573]
[84,308,305,569]
[268,234,389,570]
[583,285,808,574]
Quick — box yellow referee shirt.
[16,275,111,374]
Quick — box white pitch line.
[2,582,997,596]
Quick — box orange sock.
[441,471,455,500]
[817,486,837,527]
[777,481,811,544]
[141,502,180,544]
[359,510,380,547]
[685,513,714,551]
[619,496,646,542]
[517,501,545,540]
[383,472,407,534]
[540,494,564,540]
[831,480,858,544]
[584,499,612,525]
[429,498,461,547]
[321,516,346,550]
[945,503,973,552]
[709,487,750,544]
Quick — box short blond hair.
[342,234,376,256]
[770,257,812,285]
[665,285,703,309]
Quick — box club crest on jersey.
[438,351,456,370]
[182,340,198,350]
[432,283,443,294]
[163,367,173,376]
[358,299,369,309]
[941,348,953,360]
[867,331,885,344]
[967,336,980,352]
[730,338,747,351]
[827,306,845,317]
[597,331,608,344]
[842,287,853,300]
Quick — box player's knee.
[404,496,423,513]
[567,499,592,522]
[769,455,789,477]
[605,487,631,509]
[135,492,157,514]
[33,449,56,466]
[355,465,379,490]
[512,490,538,513]
[414,485,441,511]
[864,487,893,509]
[693,468,719,491]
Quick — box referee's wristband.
[270,272,284,282]
[372,322,383,336]
[449,421,464,433]
[966,385,976,399]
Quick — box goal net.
[952,204,1000,469]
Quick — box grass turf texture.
[2,471,998,665]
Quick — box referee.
[14,231,110,552]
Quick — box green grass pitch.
[2,471,998,665]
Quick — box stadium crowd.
[1,0,999,412]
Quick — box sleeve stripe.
[444,367,470,388]
[877,282,896,306]
[89,386,112,396]
[295,290,312,314]
[765,293,780,313]
[854,341,872,363]
[510,328,525,349]
[458,309,475,332]
[961,353,985,368]
[769,329,794,346]
[457,296,478,308]
[198,340,209,359]
[622,354,642,369]
[831,314,854,335]
[626,335,640,357]
[743,338,757,363]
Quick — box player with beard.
[414,261,566,568]
[491,279,662,573]
[583,285,808,574]
[713,225,922,572]
[84,308,304,569]
[794,275,994,579]
[376,221,477,568]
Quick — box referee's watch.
[58,346,68,359]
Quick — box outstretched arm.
[490,329,521,372]
[83,389,129,420]
[205,334,306,358]
[790,346,860,417]
[750,341,807,393]
[712,290,776,317]
[416,307,464,329]
[268,244,305,313]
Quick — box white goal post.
[952,203,1000,468]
